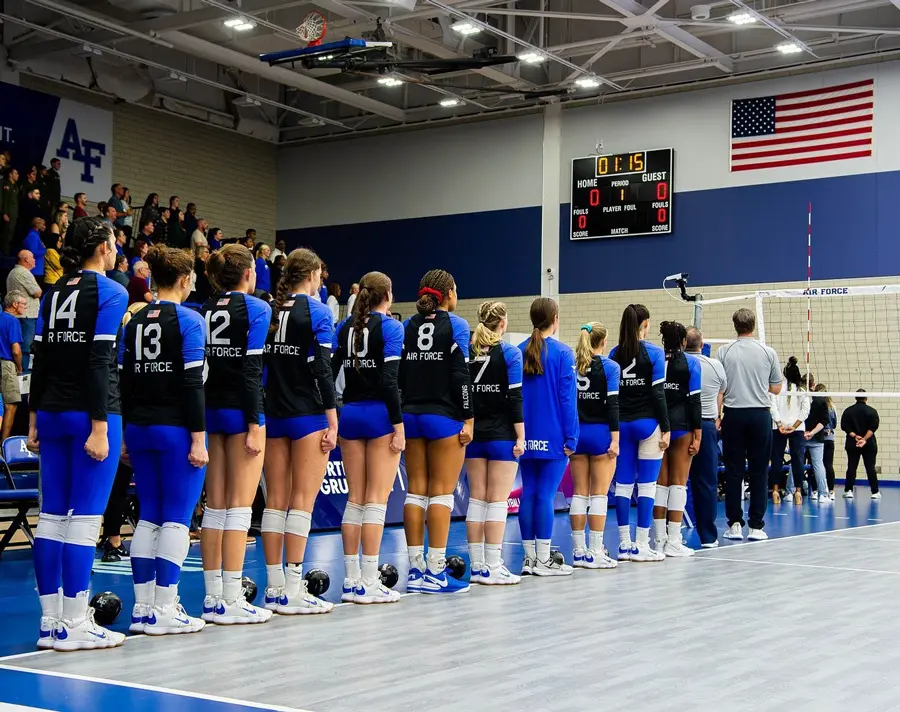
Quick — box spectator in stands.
[168,195,186,248]
[317,263,330,302]
[43,232,63,286]
[109,183,130,232]
[122,187,134,238]
[0,167,19,254]
[0,290,24,441]
[191,218,209,250]
[271,254,285,294]
[254,243,271,293]
[191,245,212,304]
[108,254,130,288]
[0,151,7,171]
[16,186,43,244]
[104,202,118,225]
[130,239,150,272]
[128,260,153,304]
[41,159,61,216]
[326,282,340,324]
[19,167,39,207]
[154,206,171,245]
[137,217,155,246]
[49,207,68,238]
[97,201,107,218]
[73,192,88,218]
[6,250,41,372]
[271,239,287,261]
[114,228,128,256]
[346,282,359,316]
[183,202,198,237]
[841,389,881,499]
[208,227,223,251]
[23,218,47,284]
[141,193,160,227]
[241,229,256,251]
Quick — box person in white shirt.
[346,283,359,318]
[326,283,341,325]
[768,356,810,506]
[191,218,209,250]
[271,239,287,261]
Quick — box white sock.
[266,564,285,590]
[203,569,223,597]
[485,543,502,567]
[222,570,242,603]
[361,555,379,582]
[536,539,551,562]
[133,581,154,606]
[284,563,303,595]
[636,527,650,545]
[618,526,632,545]
[468,542,484,567]
[154,584,177,611]
[653,518,667,542]
[523,540,536,560]
[572,529,586,551]
[589,530,604,552]
[39,589,61,618]
[408,545,425,570]
[344,554,361,580]
[62,591,89,624]
[667,521,683,543]
[426,547,446,573]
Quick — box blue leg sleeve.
[533,460,568,540]
[636,458,662,529]
[518,460,538,541]
[614,423,638,526]
[33,421,72,597]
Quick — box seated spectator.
[208,227,223,251]
[255,243,271,293]
[73,192,89,218]
[107,253,130,288]
[271,254,285,293]
[154,206,171,245]
[141,193,160,226]
[271,239,287,261]
[23,218,47,284]
[130,239,150,272]
[0,290,25,441]
[183,202,198,238]
[327,282,341,325]
[191,218,209,251]
[122,187,134,238]
[43,232,63,286]
[49,208,68,237]
[128,261,153,304]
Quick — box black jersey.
[119,302,206,431]
[610,340,670,430]
[400,311,473,421]
[665,351,702,432]
[576,354,621,430]
[201,292,270,424]
[264,293,335,419]
[469,341,523,442]
[31,270,128,420]
[333,312,404,424]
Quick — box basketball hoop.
[296,11,327,47]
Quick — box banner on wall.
[0,82,113,202]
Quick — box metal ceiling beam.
[477,9,624,21]
[727,0,816,56]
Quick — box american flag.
[730,79,874,172]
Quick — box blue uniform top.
[470,340,524,442]
[0,311,23,362]
[255,258,271,294]
[577,354,621,430]
[24,229,46,276]
[664,351,702,432]
[609,340,670,430]
[318,285,328,303]
[518,337,578,459]
[31,270,128,420]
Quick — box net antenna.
[296,10,327,47]
[663,272,702,327]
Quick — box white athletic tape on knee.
[404,493,428,510]
[155,522,190,567]
[637,482,656,499]
[569,494,588,516]
[201,507,226,531]
[428,494,454,511]
[342,502,364,527]
[466,498,487,523]
[285,510,312,538]
[362,503,387,527]
[654,485,670,508]
[589,495,608,516]
[260,508,287,534]
[130,520,162,560]
[65,515,102,548]
[638,427,664,461]
[667,485,688,513]
[35,513,68,543]
[485,501,508,523]
[224,507,252,533]
[615,482,634,500]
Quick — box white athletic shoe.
[578,547,617,569]
[53,610,126,651]
[130,603,152,632]
[213,597,273,624]
[654,537,668,555]
[276,581,334,615]
[700,541,720,549]
[200,595,220,623]
[830,491,835,501]
[37,617,57,649]
[521,557,535,575]
[631,542,665,562]
[470,564,485,584]
[532,557,574,576]
[341,578,358,603]
[747,528,768,541]
[479,561,521,585]
[617,543,636,562]
[723,523,744,540]
[872,492,882,500]
[143,600,205,636]
[843,490,854,499]
[264,586,285,611]
[663,539,695,557]
[353,577,401,604]
[818,494,832,504]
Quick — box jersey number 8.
[417,323,434,351]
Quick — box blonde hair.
[471,301,507,354]
[575,322,608,375]
[122,301,148,328]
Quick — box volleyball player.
[652,321,701,557]
[610,304,670,563]
[30,216,128,651]
[262,248,337,614]
[519,297,577,576]
[570,322,620,569]
[333,272,404,604]
[401,269,473,595]
[199,245,272,624]
[122,245,208,635]
[465,301,524,585]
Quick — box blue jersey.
[665,351,702,432]
[201,291,271,424]
[0,312,23,362]
[119,301,207,431]
[255,258,271,294]
[470,340,523,442]
[519,337,578,459]
[333,312,404,424]
[610,340,670,430]
[31,270,128,420]
[577,354,620,429]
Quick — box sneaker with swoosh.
[479,562,520,585]
[213,596,273,624]
[37,617,57,649]
[353,578,400,604]
[53,609,126,651]
[130,603,151,632]
[264,586,285,611]
[144,599,206,636]
[201,595,220,622]
[276,580,334,615]
[341,578,358,603]
[406,567,425,593]
[420,565,470,595]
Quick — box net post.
[755,292,766,344]
[692,301,703,330]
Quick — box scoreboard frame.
[569,147,674,241]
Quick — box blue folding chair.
[0,436,41,557]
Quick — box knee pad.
[569,495,588,516]
[65,515,102,548]
[404,493,428,510]
[668,485,688,513]
[35,513,68,543]
[466,498,487,523]
[637,427,664,461]
[155,522,190,567]
[201,507,226,531]
[362,503,387,527]
[260,508,287,534]
[428,494,454,511]
[285,510,312,538]
[130,520,162,560]
[654,485,670,508]
[589,495,608,516]
[485,501,508,523]
[224,507,252,533]
[637,482,656,499]
[342,502,364,527]
[615,482,634,500]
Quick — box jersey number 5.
[417,323,434,351]
[576,374,590,391]
[49,291,79,330]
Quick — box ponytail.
[614,303,650,367]
[523,297,558,376]
[351,271,392,370]
[415,269,455,316]
[659,320,687,358]
[471,300,506,354]
[574,322,608,375]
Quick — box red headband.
[419,287,444,300]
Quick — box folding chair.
[0,436,40,557]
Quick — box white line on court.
[693,519,900,553]
[811,533,900,543]
[692,556,900,576]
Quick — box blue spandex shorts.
[467,440,518,462]
[671,429,690,441]
[267,414,328,440]
[403,413,462,441]
[574,423,612,456]
[206,408,265,436]
[339,401,394,440]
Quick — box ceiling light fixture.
[776,41,802,54]
[439,98,462,107]
[727,12,757,24]
[233,95,262,107]
[224,17,256,31]
[575,76,601,89]
[450,20,481,35]
[517,51,547,64]
[377,77,404,87]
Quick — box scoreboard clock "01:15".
[570,148,674,240]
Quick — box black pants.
[767,430,806,490]
[689,419,720,545]
[102,461,133,538]
[845,440,878,493]
[824,440,835,492]
[722,407,772,530]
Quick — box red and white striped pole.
[806,202,812,389]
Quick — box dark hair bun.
[788,356,798,366]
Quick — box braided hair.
[60,216,113,272]
[351,271,392,370]
[270,248,322,332]
[471,301,507,354]
[659,320,687,358]
[416,269,455,316]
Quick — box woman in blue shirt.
[255,243,271,294]
[519,297,578,576]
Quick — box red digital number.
[577,214,587,229]
[657,207,667,223]
[589,188,600,207]
[656,181,668,200]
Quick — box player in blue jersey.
[199,245,273,624]
[465,301,524,586]
[519,297,578,576]
[609,304,670,563]
[262,248,337,614]
[122,246,209,636]
[570,321,620,569]
[30,216,128,651]
[401,269,473,595]
[653,321,702,557]
[333,272,404,604]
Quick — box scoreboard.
[570,148,673,240]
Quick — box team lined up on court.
[27,216,701,652]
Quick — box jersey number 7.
[472,355,490,383]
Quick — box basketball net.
[296,11,327,47]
